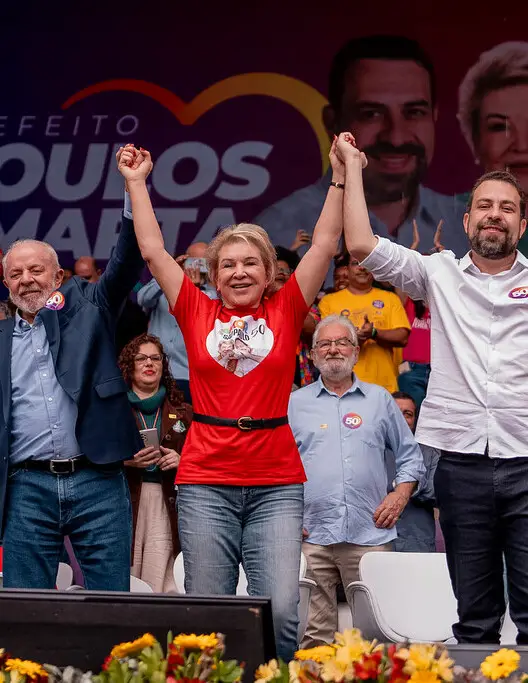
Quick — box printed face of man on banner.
[323,36,437,208]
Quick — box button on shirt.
[10,312,80,464]
[288,377,425,546]
[362,238,528,458]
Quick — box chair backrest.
[56,562,74,591]
[130,575,154,593]
[172,552,308,594]
[358,552,458,642]
[172,553,248,595]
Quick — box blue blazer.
[0,215,145,533]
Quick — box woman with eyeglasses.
[118,333,192,592]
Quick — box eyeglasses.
[314,338,355,351]
[134,354,163,364]
[276,267,292,276]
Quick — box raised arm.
[337,133,378,261]
[293,137,354,305]
[117,146,184,310]
[337,132,430,301]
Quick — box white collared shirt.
[362,238,528,458]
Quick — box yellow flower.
[255,659,281,683]
[481,649,521,680]
[110,633,156,659]
[402,645,438,674]
[432,652,454,682]
[295,645,336,663]
[172,633,219,651]
[409,672,441,683]
[321,657,347,682]
[5,658,47,680]
[333,630,369,648]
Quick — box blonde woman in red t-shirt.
[116,140,363,660]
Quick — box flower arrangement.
[0,630,526,683]
[255,630,528,683]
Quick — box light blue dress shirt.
[255,170,469,284]
[288,376,425,546]
[137,278,217,381]
[10,312,81,464]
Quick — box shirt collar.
[14,310,40,329]
[458,250,528,273]
[315,374,367,398]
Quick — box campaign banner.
[1,2,528,267]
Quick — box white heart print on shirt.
[206,315,274,377]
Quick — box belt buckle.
[50,459,74,475]
[237,416,253,431]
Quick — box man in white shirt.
[335,130,528,644]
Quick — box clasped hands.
[125,445,180,471]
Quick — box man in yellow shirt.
[318,254,410,392]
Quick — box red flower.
[388,654,409,683]
[102,655,113,671]
[167,644,185,669]
[355,652,383,680]
[167,677,177,683]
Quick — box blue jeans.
[2,466,131,590]
[177,484,303,662]
[398,362,431,412]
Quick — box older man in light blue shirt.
[289,314,425,646]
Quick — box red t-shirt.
[402,298,431,364]
[171,274,309,485]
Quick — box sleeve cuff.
[123,190,133,220]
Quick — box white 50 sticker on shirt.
[343,412,362,429]
[206,316,274,377]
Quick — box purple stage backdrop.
[2,2,528,267]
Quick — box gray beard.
[10,287,55,315]
[315,356,356,382]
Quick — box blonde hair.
[206,223,277,288]
[458,42,528,156]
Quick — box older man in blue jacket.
[0,156,144,590]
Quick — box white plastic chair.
[346,552,518,644]
[173,552,315,644]
[130,575,154,592]
[56,562,74,590]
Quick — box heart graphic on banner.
[62,74,330,173]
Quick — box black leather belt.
[193,413,288,432]
[10,456,122,475]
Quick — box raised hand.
[329,135,346,182]
[433,219,445,252]
[290,229,312,251]
[411,219,420,251]
[335,132,368,169]
[117,144,153,183]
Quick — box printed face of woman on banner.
[459,42,528,195]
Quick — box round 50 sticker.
[343,412,362,429]
[509,286,528,299]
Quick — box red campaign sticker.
[508,287,528,299]
[343,412,362,429]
